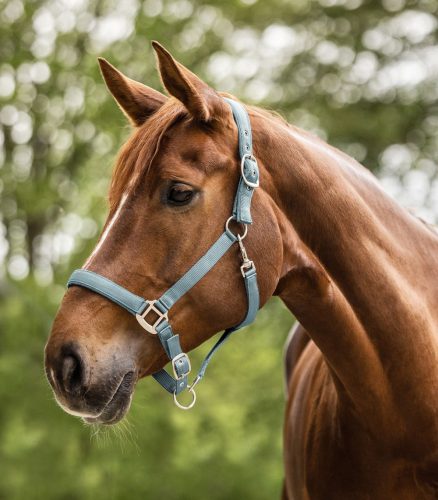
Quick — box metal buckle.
[172,352,191,380]
[135,300,168,335]
[241,154,259,188]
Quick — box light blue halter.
[67,98,260,409]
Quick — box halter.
[67,98,260,410]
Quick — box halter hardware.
[172,352,191,380]
[67,98,260,410]
[225,216,248,241]
[238,235,255,277]
[135,300,168,335]
[173,384,197,410]
[241,154,259,188]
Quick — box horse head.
[44,43,284,424]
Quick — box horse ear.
[152,41,227,122]
[98,58,167,126]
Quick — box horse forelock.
[108,98,188,213]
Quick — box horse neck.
[255,112,438,447]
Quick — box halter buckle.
[172,352,191,380]
[136,300,168,335]
[241,154,259,188]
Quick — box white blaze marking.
[84,193,128,268]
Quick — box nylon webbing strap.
[224,97,259,224]
[153,321,190,395]
[68,269,147,315]
[157,230,237,311]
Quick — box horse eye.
[167,185,194,206]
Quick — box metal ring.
[173,387,197,410]
[225,216,248,240]
[241,154,259,188]
[135,300,168,335]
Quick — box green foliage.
[0,288,289,499]
[1,0,437,498]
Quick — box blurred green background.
[1,0,437,498]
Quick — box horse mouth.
[84,371,136,425]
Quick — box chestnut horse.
[45,43,438,498]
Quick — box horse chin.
[83,371,136,426]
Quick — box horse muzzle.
[44,340,137,425]
[82,371,136,425]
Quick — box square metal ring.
[136,301,168,335]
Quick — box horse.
[45,42,438,498]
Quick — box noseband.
[67,99,260,409]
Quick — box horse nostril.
[59,351,85,395]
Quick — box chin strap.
[67,98,260,410]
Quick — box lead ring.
[225,216,248,240]
[173,387,197,410]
